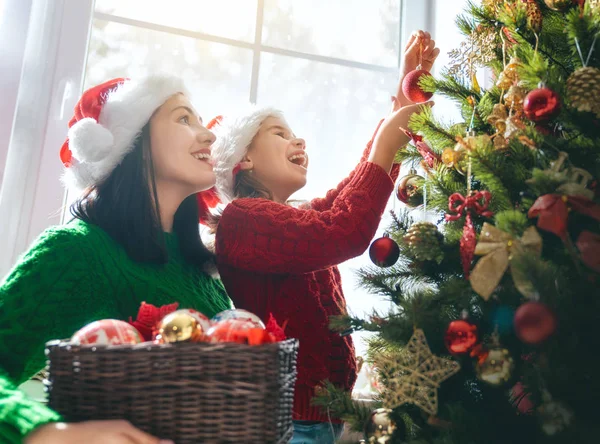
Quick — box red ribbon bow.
[445,191,494,278]
[528,194,600,240]
[128,301,179,341]
[404,130,441,169]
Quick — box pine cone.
[404,222,444,263]
[567,67,600,118]
[526,0,543,34]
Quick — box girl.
[0,75,231,444]
[210,32,438,443]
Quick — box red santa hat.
[60,75,192,191]
[60,75,219,221]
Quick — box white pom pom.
[68,117,114,163]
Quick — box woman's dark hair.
[71,123,213,266]
[207,167,273,232]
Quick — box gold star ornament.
[375,329,461,416]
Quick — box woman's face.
[243,116,308,203]
[149,93,216,195]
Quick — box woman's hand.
[392,30,441,111]
[369,102,434,172]
[25,420,173,444]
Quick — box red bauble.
[206,319,263,344]
[402,69,434,103]
[444,320,479,355]
[72,319,143,345]
[523,87,561,122]
[369,236,400,267]
[514,302,557,344]
[511,382,535,415]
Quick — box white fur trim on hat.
[211,106,286,203]
[64,74,189,191]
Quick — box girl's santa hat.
[209,106,286,203]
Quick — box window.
[2,0,440,358]
[82,0,405,357]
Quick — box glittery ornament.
[375,329,461,415]
[396,169,425,207]
[364,408,404,444]
[402,69,434,103]
[504,84,527,110]
[544,0,576,10]
[514,302,557,344]
[475,347,515,386]
[526,0,543,33]
[523,87,562,122]
[444,320,479,355]
[404,222,444,263]
[211,309,265,328]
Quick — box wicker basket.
[44,338,299,443]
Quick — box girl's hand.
[369,102,434,172]
[392,30,440,111]
[25,420,173,444]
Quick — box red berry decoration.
[369,235,400,267]
[523,87,561,122]
[444,319,479,355]
[514,302,557,344]
[402,69,434,103]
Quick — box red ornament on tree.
[523,87,561,122]
[369,235,400,267]
[445,319,479,355]
[514,302,557,345]
[402,69,434,104]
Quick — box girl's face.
[241,116,308,203]
[149,93,216,195]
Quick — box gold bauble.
[364,408,398,444]
[475,347,515,386]
[544,0,575,11]
[442,148,457,167]
[157,310,205,343]
[504,85,527,109]
[496,58,521,89]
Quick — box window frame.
[0,0,431,277]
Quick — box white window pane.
[257,52,396,200]
[262,0,400,67]
[85,19,253,120]
[95,0,257,42]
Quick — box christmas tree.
[315,1,600,443]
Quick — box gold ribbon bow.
[470,223,542,300]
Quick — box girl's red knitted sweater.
[215,122,400,423]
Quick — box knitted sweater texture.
[215,122,399,422]
[0,219,231,442]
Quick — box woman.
[0,75,231,443]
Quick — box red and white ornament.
[206,319,263,344]
[523,87,561,122]
[369,235,400,267]
[402,69,434,104]
[211,309,265,328]
[72,319,143,346]
[514,302,557,344]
